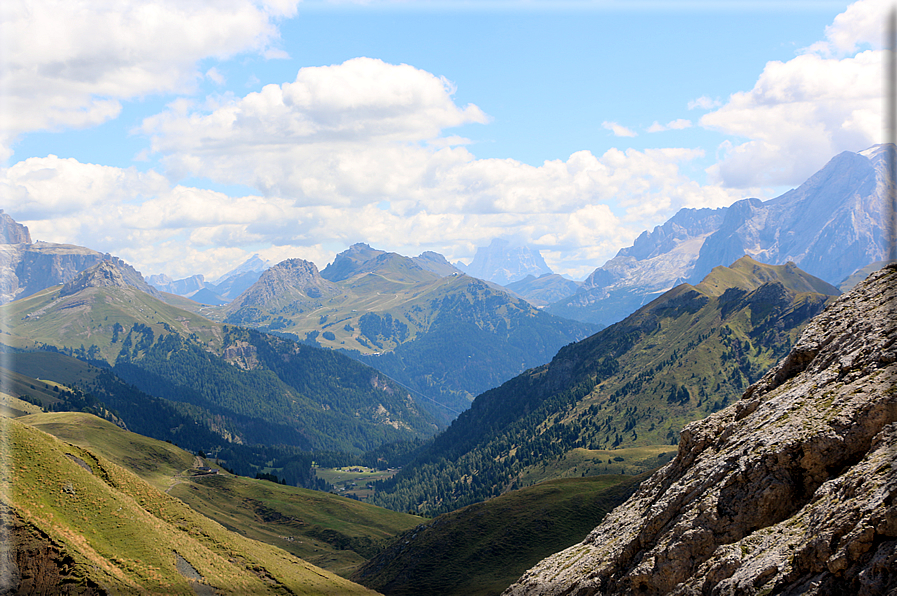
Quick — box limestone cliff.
[0,210,31,244]
[505,264,897,596]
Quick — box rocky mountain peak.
[505,264,897,596]
[60,260,129,296]
[458,239,553,286]
[321,243,388,282]
[0,210,31,244]
[227,258,339,312]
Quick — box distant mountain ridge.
[457,239,553,285]
[147,254,273,304]
[368,257,840,515]
[549,146,888,327]
[215,243,596,420]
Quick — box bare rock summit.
[505,264,897,596]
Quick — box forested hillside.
[367,258,840,515]
[217,244,596,419]
[1,261,440,467]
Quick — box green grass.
[4,414,377,594]
[353,473,647,596]
[171,473,422,577]
[20,411,196,492]
[517,445,676,487]
[23,411,422,578]
[315,466,398,499]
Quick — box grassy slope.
[353,474,647,596]
[21,411,422,577]
[3,284,222,364]
[3,414,377,594]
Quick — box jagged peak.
[0,210,32,244]
[60,260,129,296]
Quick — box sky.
[0,0,884,281]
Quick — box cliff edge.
[505,264,897,596]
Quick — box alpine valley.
[1,146,895,595]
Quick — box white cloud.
[0,0,299,160]
[602,121,638,138]
[700,0,883,188]
[806,0,884,56]
[205,68,227,86]
[141,58,489,203]
[647,119,692,133]
[3,144,743,279]
[688,96,721,110]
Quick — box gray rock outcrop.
[0,210,31,244]
[505,264,897,596]
[550,146,889,327]
[458,239,553,286]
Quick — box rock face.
[550,147,889,327]
[225,258,340,316]
[1,242,107,304]
[458,239,553,285]
[0,210,31,244]
[505,264,897,596]
[59,258,161,299]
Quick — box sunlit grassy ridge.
[21,411,422,578]
[3,414,377,594]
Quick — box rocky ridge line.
[505,264,897,596]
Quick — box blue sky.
[1,0,880,280]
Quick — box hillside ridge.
[505,263,897,595]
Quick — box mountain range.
[209,243,596,420]
[548,146,889,326]
[366,256,841,515]
[0,259,440,459]
[2,144,893,594]
[147,254,272,304]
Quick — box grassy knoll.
[353,473,648,596]
[22,411,422,578]
[171,473,422,577]
[0,391,44,418]
[516,445,676,487]
[20,411,196,493]
[2,414,377,594]
[315,465,398,499]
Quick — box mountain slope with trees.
[1,260,440,455]
[217,243,596,420]
[367,257,840,515]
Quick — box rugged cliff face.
[505,264,897,596]
[0,210,31,244]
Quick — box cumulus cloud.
[700,0,882,188]
[647,119,692,133]
[2,147,742,280]
[0,0,298,160]
[688,96,721,110]
[602,121,638,138]
[141,57,489,203]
